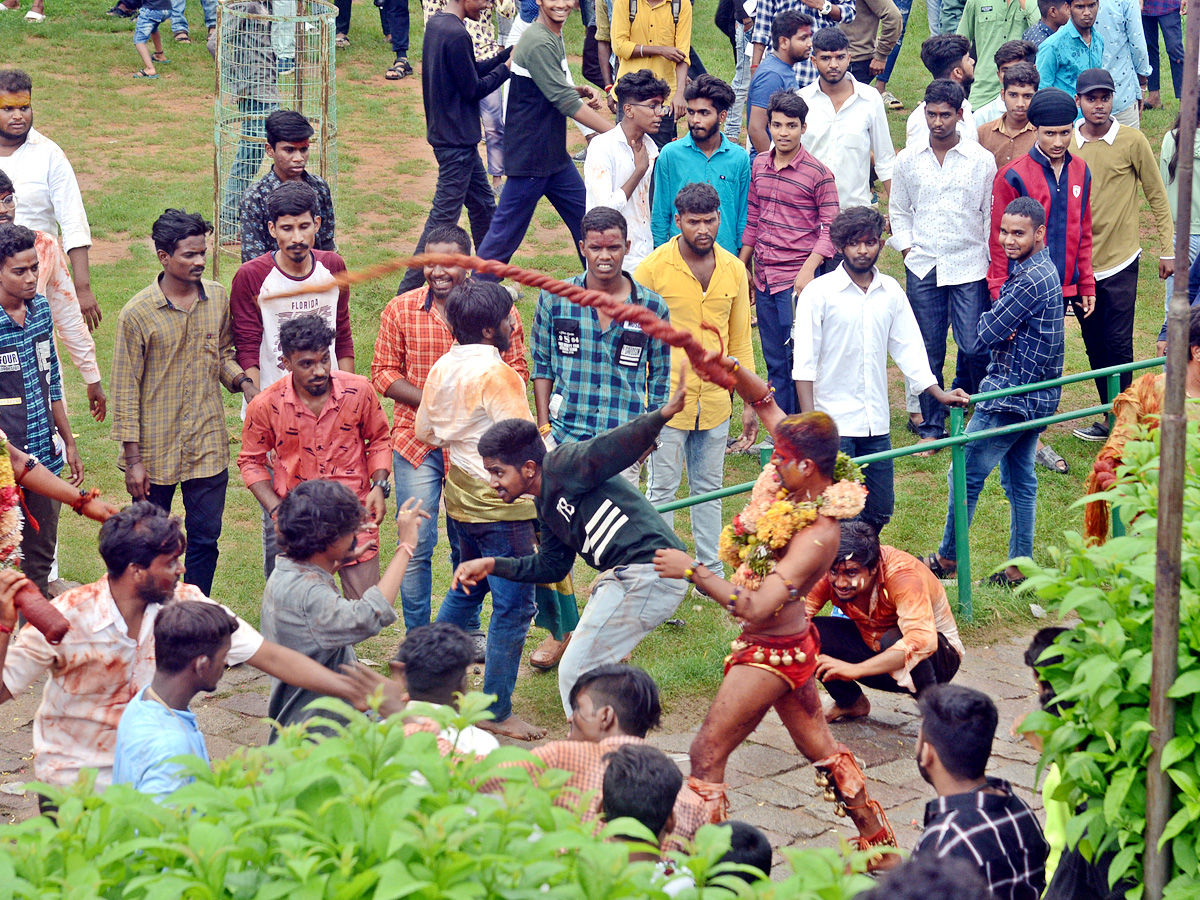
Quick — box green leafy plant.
[1,693,875,899]
[1017,421,1200,900]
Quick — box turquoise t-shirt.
[113,686,209,796]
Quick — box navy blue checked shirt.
[532,273,672,446]
[977,247,1064,421]
[0,293,64,474]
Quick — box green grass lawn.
[4,1,1186,729]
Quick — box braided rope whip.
[267,252,736,389]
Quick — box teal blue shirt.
[651,133,751,256]
[1035,21,1104,117]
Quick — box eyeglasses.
[0,195,14,210]
[627,102,669,115]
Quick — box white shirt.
[971,94,1007,130]
[792,263,936,437]
[906,99,978,148]
[584,125,659,271]
[886,138,997,285]
[799,75,896,209]
[0,128,92,252]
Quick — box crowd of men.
[0,0,1194,892]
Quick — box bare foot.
[823,694,871,723]
[478,715,547,741]
[913,437,940,458]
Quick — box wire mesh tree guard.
[213,0,337,276]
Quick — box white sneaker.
[881,90,903,110]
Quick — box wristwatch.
[820,0,833,14]
[371,477,392,498]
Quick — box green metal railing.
[654,357,1167,621]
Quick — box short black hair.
[853,854,993,900]
[767,89,809,124]
[98,501,187,579]
[684,74,735,113]
[444,278,512,345]
[394,623,476,699]
[0,70,32,95]
[1003,196,1046,230]
[812,26,850,53]
[924,78,965,111]
[0,224,35,268]
[265,109,314,146]
[1003,61,1041,91]
[829,206,885,249]
[918,684,997,781]
[772,9,813,49]
[920,34,971,79]
[833,520,880,570]
[582,206,629,241]
[0,170,12,195]
[154,601,239,674]
[775,412,839,479]
[615,68,670,106]
[275,479,364,561]
[279,313,334,357]
[266,180,320,222]
[718,822,773,881]
[425,223,471,254]
[151,208,213,256]
[995,39,1037,68]
[673,181,722,216]
[1037,0,1070,15]
[568,664,662,737]
[601,744,682,837]
[1024,626,1068,670]
[478,418,546,469]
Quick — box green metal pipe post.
[949,407,972,620]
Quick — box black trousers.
[1077,261,1138,404]
[811,616,961,708]
[145,469,228,596]
[19,488,60,596]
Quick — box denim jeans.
[475,164,586,274]
[841,434,893,532]
[557,563,687,714]
[906,268,989,439]
[1162,233,1200,333]
[382,0,410,56]
[272,0,296,59]
[393,448,475,631]
[170,0,216,33]
[647,419,730,571]
[221,97,278,236]
[724,22,752,142]
[397,144,497,294]
[927,0,942,33]
[335,0,351,34]
[436,518,536,722]
[146,469,229,596]
[879,0,913,84]
[479,87,505,178]
[1143,11,1184,96]
[937,408,1041,564]
[756,286,800,415]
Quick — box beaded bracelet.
[726,587,741,615]
[538,423,552,437]
[728,356,740,373]
[70,487,101,515]
[750,387,775,409]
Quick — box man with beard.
[239,316,392,600]
[230,182,356,579]
[415,279,544,741]
[745,11,814,158]
[638,182,757,574]
[0,502,365,807]
[651,75,750,256]
[371,224,528,636]
[0,70,101,331]
[906,35,979,145]
[794,206,968,532]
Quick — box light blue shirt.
[651,133,751,256]
[1035,21,1105,117]
[1094,0,1151,114]
[113,687,209,796]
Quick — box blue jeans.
[906,268,989,439]
[382,0,411,55]
[146,469,228,596]
[1143,11,1184,96]
[756,286,800,415]
[724,22,752,141]
[841,434,893,532]
[393,449,475,631]
[647,419,730,571]
[927,0,942,34]
[480,87,505,178]
[436,518,536,722]
[222,97,278,235]
[879,0,913,84]
[170,0,216,33]
[134,7,171,43]
[475,164,586,275]
[1161,233,1200,339]
[937,408,1041,563]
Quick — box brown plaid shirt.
[111,275,246,485]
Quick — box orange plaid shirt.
[371,286,529,468]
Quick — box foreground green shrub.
[1020,422,1200,900]
[1,694,875,899]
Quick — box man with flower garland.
[652,360,898,865]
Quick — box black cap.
[1075,67,1116,96]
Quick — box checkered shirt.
[749,0,856,88]
[240,169,337,263]
[532,274,671,445]
[1140,0,1180,15]
[976,248,1064,421]
[0,293,62,473]
[916,777,1049,900]
[371,285,529,468]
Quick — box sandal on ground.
[529,633,571,670]
[335,33,350,48]
[982,571,1026,589]
[881,90,904,110]
[132,69,158,79]
[905,418,923,436]
[1035,444,1069,474]
[151,53,170,63]
[922,553,956,580]
[174,31,191,42]
[24,9,45,20]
